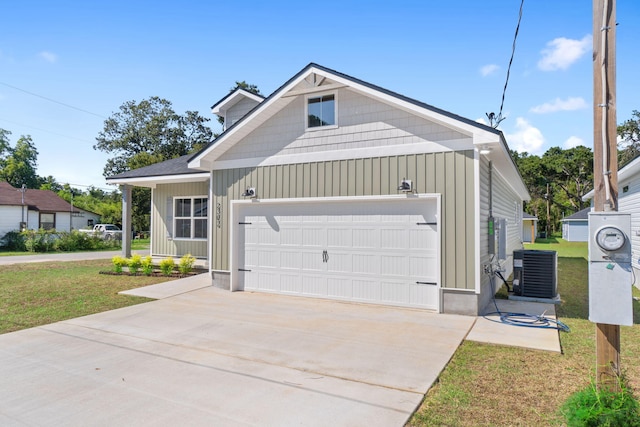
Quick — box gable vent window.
[174,197,208,240]
[307,94,336,128]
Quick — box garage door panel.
[236,197,440,310]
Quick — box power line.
[487,0,525,128]
[0,117,95,144]
[0,81,107,119]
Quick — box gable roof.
[211,88,265,117]
[562,207,591,221]
[188,63,528,200]
[106,154,209,188]
[0,181,77,212]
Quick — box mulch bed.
[99,268,207,278]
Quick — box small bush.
[178,253,196,275]
[22,229,58,252]
[159,257,175,276]
[128,254,142,275]
[112,256,128,274]
[562,378,640,427]
[141,255,154,276]
[0,230,26,251]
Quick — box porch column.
[121,184,132,258]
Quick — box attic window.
[307,94,336,128]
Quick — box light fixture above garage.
[397,178,412,193]
[479,145,492,155]
[242,187,256,198]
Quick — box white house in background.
[108,63,529,315]
[583,155,640,287]
[0,181,100,238]
[561,207,591,242]
[522,212,538,243]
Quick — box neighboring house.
[522,212,538,243]
[108,63,529,315]
[583,155,640,286]
[0,181,100,238]
[561,207,591,242]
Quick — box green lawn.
[0,259,170,334]
[409,239,640,426]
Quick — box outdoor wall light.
[397,178,412,193]
[242,187,256,198]
[479,145,492,155]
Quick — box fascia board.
[106,173,209,188]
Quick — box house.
[522,212,538,243]
[583,155,640,286]
[107,63,529,315]
[0,181,101,238]
[561,207,591,242]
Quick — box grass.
[409,240,640,426]
[0,259,172,334]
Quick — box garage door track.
[0,287,474,426]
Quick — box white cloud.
[564,136,585,149]
[38,51,58,63]
[505,117,545,154]
[530,97,588,114]
[480,64,499,77]
[538,35,591,71]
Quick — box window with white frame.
[307,93,336,128]
[174,197,208,239]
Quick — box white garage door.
[232,196,440,310]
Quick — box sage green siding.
[212,150,476,290]
[152,182,209,258]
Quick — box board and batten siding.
[619,178,640,286]
[212,150,476,290]
[151,182,209,258]
[217,88,467,162]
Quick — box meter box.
[588,211,633,326]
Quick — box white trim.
[305,91,338,131]
[207,172,213,272]
[107,173,209,188]
[474,149,482,295]
[229,193,442,312]
[150,187,155,256]
[211,89,264,116]
[173,195,209,240]
[212,138,474,170]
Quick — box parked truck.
[79,224,122,240]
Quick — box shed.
[522,212,538,243]
[561,207,591,242]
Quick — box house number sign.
[216,202,222,228]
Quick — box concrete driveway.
[0,286,475,426]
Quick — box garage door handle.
[322,250,329,263]
[416,281,436,285]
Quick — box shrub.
[112,256,128,274]
[128,254,142,275]
[562,378,640,427]
[159,257,175,276]
[141,255,154,276]
[178,254,196,275]
[22,229,57,252]
[0,230,26,251]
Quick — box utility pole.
[592,0,619,392]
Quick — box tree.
[0,135,40,188]
[618,110,640,166]
[542,146,593,212]
[94,97,213,231]
[94,96,213,177]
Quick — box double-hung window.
[174,197,208,239]
[307,93,336,128]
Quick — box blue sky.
[1,0,639,190]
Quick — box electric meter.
[595,226,626,252]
